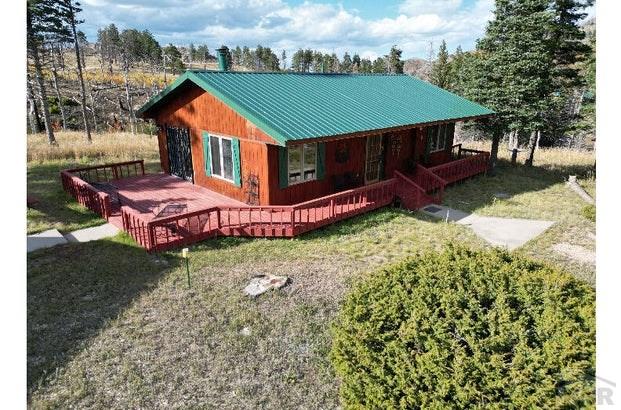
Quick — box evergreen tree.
[329,53,340,72]
[449,45,465,93]
[241,46,253,68]
[352,53,361,72]
[430,40,452,89]
[27,0,72,144]
[360,58,372,73]
[312,51,324,72]
[341,52,353,73]
[280,49,287,70]
[387,45,404,73]
[232,45,242,66]
[291,49,304,72]
[372,57,386,73]
[162,44,185,74]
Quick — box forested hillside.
[27,0,595,163]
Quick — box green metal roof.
[138,71,494,146]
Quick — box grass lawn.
[27,135,596,407]
[27,132,161,234]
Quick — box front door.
[165,126,193,182]
[364,134,384,184]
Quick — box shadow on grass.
[27,234,181,394]
[442,159,595,214]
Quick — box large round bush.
[331,245,595,409]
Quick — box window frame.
[429,124,448,153]
[287,142,318,185]
[209,134,235,183]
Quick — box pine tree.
[372,57,386,73]
[27,0,71,145]
[341,52,353,73]
[430,40,452,89]
[387,45,404,74]
[280,50,287,70]
[291,49,304,72]
[352,53,361,72]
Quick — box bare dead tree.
[49,45,67,130]
[27,10,56,145]
[65,0,92,142]
[26,73,43,134]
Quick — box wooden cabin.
[60,52,494,252]
[137,56,494,208]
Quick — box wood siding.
[153,83,277,204]
[150,82,456,206]
[267,126,455,205]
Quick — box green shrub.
[331,245,595,409]
[582,204,596,222]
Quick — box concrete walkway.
[27,223,120,253]
[421,205,554,250]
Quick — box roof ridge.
[188,69,409,76]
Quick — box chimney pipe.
[216,47,229,71]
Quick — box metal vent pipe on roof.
[216,47,230,71]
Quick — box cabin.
[60,49,494,251]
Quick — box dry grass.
[28,210,483,408]
[27,131,160,162]
[463,140,596,174]
[27,135,597,407]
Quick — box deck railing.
[121,206,154,249]
[428,151,489,184]
[61,160,146,220]
[291,178,397,235]
[61,171,112,219]
[394,171,434,210]
[411,164,447,203]
[127,179,399,251]
[63,160,145,184]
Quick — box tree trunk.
[89,87,98,132]
[67,0,92,142]
[26,73,43,134]
[50,48,67,130]
[525,130,539,167]
[29,40,56,144]
[123,60,136,134]
[488,128,502,171]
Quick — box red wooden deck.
[104,173,246,229]
[61,153,489,252]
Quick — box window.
[210,135,234,181]
[288,143,317,184]
[428,124,449,153]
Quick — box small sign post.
[182,248,191,288]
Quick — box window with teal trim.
[209,134,236,183]
[288,143,317,184]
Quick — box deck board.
[106,174,246,229]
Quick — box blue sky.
[79,0,595,60]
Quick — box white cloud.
[398,0,462,16]
[79,0,497,59]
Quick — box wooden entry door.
[165,126,193,182]
[364,135,384,184]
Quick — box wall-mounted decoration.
[335,142,349,163]
[245,173,259,205]
[390,134,402,157]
